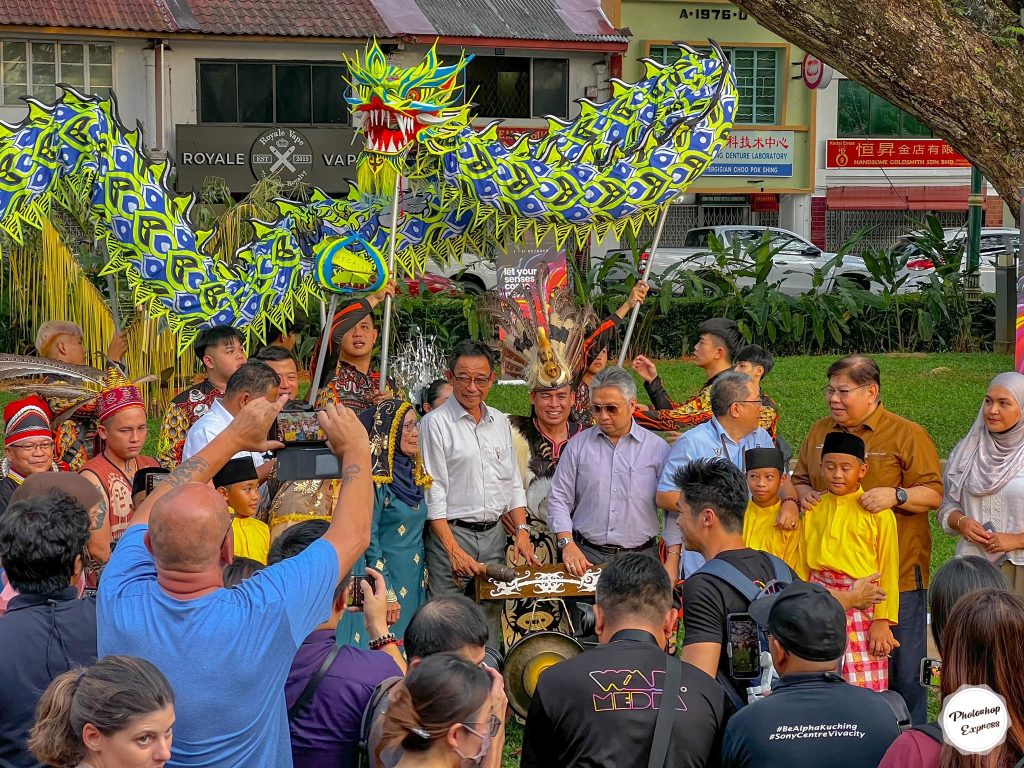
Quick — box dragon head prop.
[345,41,472,197]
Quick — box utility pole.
[967,166,983,274]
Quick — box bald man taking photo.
[97,396,372,768]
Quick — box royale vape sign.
[175,125,362,193]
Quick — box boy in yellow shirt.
[214,456,270,565]
[799,432,899,691]
[742,447,802,570]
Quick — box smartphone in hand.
[726,613,761,681]
[982,522,1009,566]
[346,573,375,611]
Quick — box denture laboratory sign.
[703,130,795,177]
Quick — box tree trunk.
[729,0,1024,217]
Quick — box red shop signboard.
[826,139,971,169]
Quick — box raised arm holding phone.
[97,395,376,768]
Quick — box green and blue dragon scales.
[0,41,735,349]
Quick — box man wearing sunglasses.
[791,354,942,726]
[548,366,670,579]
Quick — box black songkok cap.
[213,457,258,488]
[745,447,785,472]
[821,431,865,462]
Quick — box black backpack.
[693,552,792,709]
[356,675,403,768]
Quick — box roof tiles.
[407,0,626,42]
[184,0,388,37]
[0,0,625,43]
[0,0,177,32]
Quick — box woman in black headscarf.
[337,399,431,648]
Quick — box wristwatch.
[556,536,573,550]
[895,487,908,506]
[514,523,531,535]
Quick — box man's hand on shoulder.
[837,573,886,611]
[318,402,370,458]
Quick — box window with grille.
[465,56,568,119]
[837,80,931,138]
[1,41,112,104]
[198,61,348,125]
[648,45,781,125]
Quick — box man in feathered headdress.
[80,370,161,546]
[0,395,67,515]
[485,274,648,644]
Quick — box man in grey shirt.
[419,340,538,648]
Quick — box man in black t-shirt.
[721,581,902,767]
[521,554,728,768]
[672,458,890,707]
[672,458,799,706]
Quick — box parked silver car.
[895,227,1019,293]
[627,226,872,295]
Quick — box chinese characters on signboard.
[826,139,971,169]
[704,130,795,177]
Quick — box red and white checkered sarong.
[810,568,888,691]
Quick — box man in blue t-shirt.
[97,397,373,768]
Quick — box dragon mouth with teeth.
[356,97,426,155]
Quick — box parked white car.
[428,252,497,294]
[615,226,872,295]
[895,227,1019,294]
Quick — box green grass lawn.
[489,352,1012,456]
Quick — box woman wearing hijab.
[337,399,431,648]
[940,371,1024,595]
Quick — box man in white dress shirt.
[419,339,539,648]
[183,361,280,485]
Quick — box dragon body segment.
[0,42,735,350]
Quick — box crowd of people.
[0,279,1023,768]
